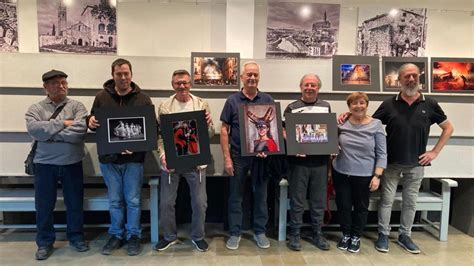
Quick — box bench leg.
[150,181,159,243]
[278,184,288,241]
[439,183,451,241]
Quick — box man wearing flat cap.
[25,69,89,260]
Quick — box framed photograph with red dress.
[238,102,285,156]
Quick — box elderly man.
[372,63,453,254]
[284,74,332,251]
[87,58,153,256]
[220,61,274,250]
[154,69,214,252]
[25,70,89,260]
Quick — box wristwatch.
[374,173,382,178]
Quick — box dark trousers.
[288,164,327,235]
[333,169,371,237]
[228,151,268,236]
[34,162,85,247]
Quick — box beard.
[401,83,419,97]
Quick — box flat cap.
[42,69,68,82]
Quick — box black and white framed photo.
[159,110,211,169]
[332,55,380,92]
[95,106,157,155]
[382,57,428,92]
[238,102,285,156]
[431,57,474,94]
[191,52,240,90]
[285,113,338,156]
[0,0,18,52]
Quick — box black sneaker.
[375,233,389,253]
[153,239,179,251]
[348,237,360,253]
[287,234,302,251]
[102,236,122,255]
[69,240,90,252]
[312,233,330,251]
[35,245,53,260]
[127,235,141,256]
[336,235,351,251]
[397,234,421,254]
[192,239,209,252]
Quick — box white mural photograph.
[266,2,340,58]
[37,0,117,54]
[356,8,427,57]
[0,0,18,52]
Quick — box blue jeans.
[228,151,268,236]
[100,162,144,240]
[34,162,84,248]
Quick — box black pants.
[333,169,371,237]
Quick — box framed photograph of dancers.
[332,55,380,92]
[159,110,212,169]
[191,52,240,90]
[285,113,338,155]
[95,105,158,155]
[238,102,285,156]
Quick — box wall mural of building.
[37,0,117,54]
[266,2,340,58]
[357,8,427,57]
[0,0,18,52]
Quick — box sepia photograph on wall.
[0,0,18,52]
[37,0,117,54]
[356,8,427,57]
[266,2,340,58]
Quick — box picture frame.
[332,55,380,92]
[95,105,157,156]
[159,110,212,169]
[431,57,474,94]
[382,57,428,92]
[285,113,338,156]
[190,52,240,90]
[238,102,285,156]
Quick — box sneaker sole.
[192,240,209,252]
[225,236,241,250]
[348,248,360,253]
[155,239,179,252]
[375,245,389,253]
[253,236,270,249]
[337,245,348,251]
[397,240,421,254]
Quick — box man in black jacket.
[88,58,153,256]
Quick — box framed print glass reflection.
[95,106,157,155]
[238,102,285,156]
[160,110,211,169]
[382,57,428,92]
[191,52,240,90]
[285,113,338,156]
[431,57,474,94]
[332,55,380,92]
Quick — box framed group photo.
[95,106,158,155]
[431,57,474,94]
[332,55,380,92]
[239,103,285,156]
[382,57,428,92]
[285,113,338,156]
[191,52,240,90]
[159,110,211,169]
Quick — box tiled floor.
[0,224,473,265]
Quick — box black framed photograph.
[285,113,338,156]
[95,105,157,155]
[382,57,428,92]
[159,110,211,169]
[431,57,474,94]
[332,55,380,92]
[191,52,240,90]
[238,102,285,156]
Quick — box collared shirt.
[373,93,447,166]
[25,97,88,165]
[220,89,274,152]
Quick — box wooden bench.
[0,175,160,243]
[277,178,458,242]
